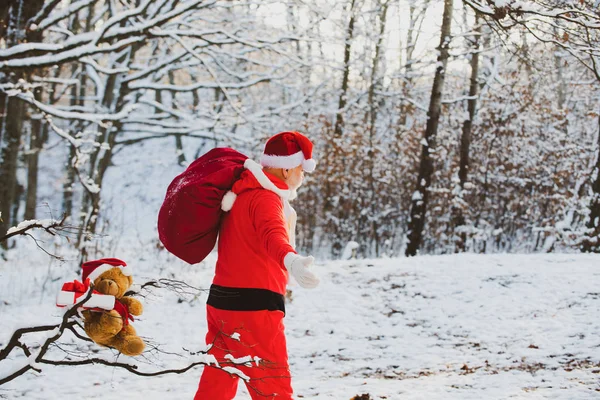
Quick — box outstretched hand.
[284,253,320,289]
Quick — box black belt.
[207,284,285,314]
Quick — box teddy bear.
[79,258,145,356]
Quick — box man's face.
[285,165,305,191]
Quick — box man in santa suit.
[194,131,319,399]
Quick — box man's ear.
[282,168,289,179]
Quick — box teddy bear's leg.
[84,310,123,343]
[107,325,145,356]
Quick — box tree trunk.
[333,0,358,138]
[366,0,389,256]
[453,14,481,252]
[323,0,359,256]
[0,0,45,244]
[76,69,120,249]
[168,69,186,166]
[405,0,453,257]
[399,3,417,128]
[63,144,77,218]
[24,86,45,220]
[77,75,117,251]
[63,7,93,220]
[582,111,600,252]
[398,0,431,130]
[519,30,535,92]
[63,66,86,220]
[552,27,567,110]
[78,35,143,260]
[0,92,25,244]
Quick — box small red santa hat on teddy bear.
[56,258,132,310]
[259,131,316,173]
[82,258,133,282]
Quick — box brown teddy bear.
[79,258,145,356]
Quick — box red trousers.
[194,305,293,399]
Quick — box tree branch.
[0,289,92,385]
[0,215,67,243]
[114,132,216,147]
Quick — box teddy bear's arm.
[120,296,143,315]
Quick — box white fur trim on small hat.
[87,264,132,282]
[221,191,237,212]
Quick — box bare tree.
[582,111,600,252]
[333,0,359,139]
[23,84,46,221]
[365,0,390,256]
[0,0,45,245]
[461,0,600,251]
[405,0,454,257]
[453,13,482,252]
[0,0,306,260]
[398,0,432,130]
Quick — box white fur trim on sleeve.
[221,190,237,211]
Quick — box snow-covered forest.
[1,0,599,258]
[1,0,600,399]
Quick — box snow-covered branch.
[0,0,211,68]
[0,216,67,243]
[0,279,261,389]
[463,0,600,27]
[462,0,600,81]
[0,285,94,385]
[35,0,98,32]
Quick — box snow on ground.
[1,252,599,399]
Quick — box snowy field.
[1,252,599,399]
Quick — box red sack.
[158,148,248,264]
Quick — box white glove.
[284,252,320,289]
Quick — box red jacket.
[213,160,297,295]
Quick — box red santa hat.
[260,131,316,173]
[81,258,132,282]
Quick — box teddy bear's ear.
[127,275,133,286]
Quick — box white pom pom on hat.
[302,158,316,172]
